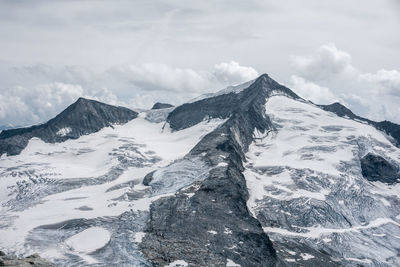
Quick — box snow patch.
[345,257,373,264]
[226,259,241,266]
[380,198,391,207]
[56,127,72,136]
[65,227,110,253]
[263,217,400,239]
[300,253,315,260]
[165,260,189,266]
[134,232,146,243]
[189,79,254,103]
[224,227,232,235]
[0,117,226,253]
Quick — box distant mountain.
[0,74,399,267]
[151,102,174,110]
[188,79,255,103]
[319,102,400,146]
[0,97,137,156]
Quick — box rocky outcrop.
[151,102,174,110]
[0,252,55,267]
[361,153,400,184]
[140,74,298,266]
[167,74,299,131]
[0,97,138,156]
[375,120,400,145]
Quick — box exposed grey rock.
[142,170,156,186]
[375,120,400,145]
[26,211,151,267]
[140,74,299,266]
[167,74,299,131]
[319,102,360,120]
[0,252,55,266]
[3,73,400,266]
[144,108,174,123]
[0,97,138,156]
[151,102,174,110]
[361,153,400,184]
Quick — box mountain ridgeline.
[1,74,400,266]
[140,74,295,266]
[167,74,300,131]
[0,97,138,156]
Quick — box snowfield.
[65,227,111,253]
[244,96,400,266]
[1,86,400,266]
[0,113,226,265]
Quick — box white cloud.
[0,61,258,126]
[292,43,358,82]
[359,69,400,95]
[289,75,337,104]
[291,43,400,123]
[0,83,83,126]
[213,61,258,85]
[105,63,213,93]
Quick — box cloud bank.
[289,43,400,123]
[1,43,399,128]
[0,61,258,126]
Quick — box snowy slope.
[189,79,255,103]
[1,74,400,267]
[0,112,226,266]
[245,95,400,266]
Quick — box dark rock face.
[151,102,174,110]
[320,102,400,146]
[167,74,300,131]
[0,252,55,266]
[319,102,360,120]
[140,74,299,266]
[0,97,138,156]
[360,153,400,184]
[375,120,400,145]
[142,170,156,186]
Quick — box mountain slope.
[0,97,138,156]
[0,74,399,266]
[245,95,400,266]
[140,74,284,266]
[319,102,400,146]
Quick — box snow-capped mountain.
[0,74,399,266]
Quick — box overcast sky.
[0,0,399,126]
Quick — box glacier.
[0,74,399,266]
[245,95,400,266]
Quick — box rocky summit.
[0,74,399,266]
[0,97,138,156]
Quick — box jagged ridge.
[0,97,138,156]
[167,74,299,131]
[140,74,299,266]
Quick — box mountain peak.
[70,97,104,108]
[319,102,356,118]
[151,102,174,110]
[0,98,138,156]
[247,73,300,100]
[167,74,300,130]
[256,73,271,81]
